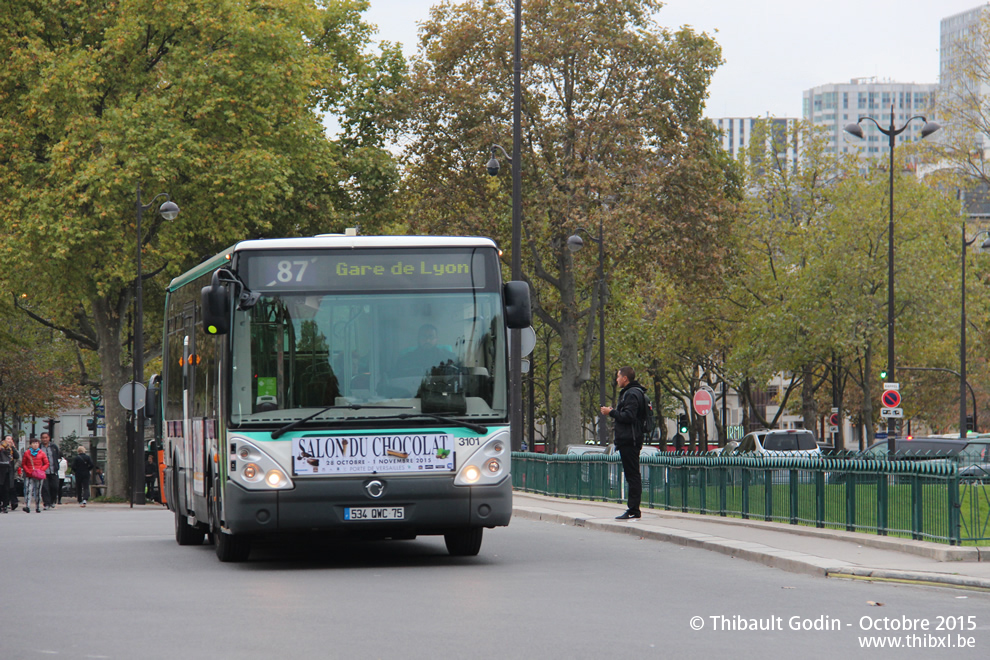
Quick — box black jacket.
[72,452,94,478]
[609,381,646,448]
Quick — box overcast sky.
[363,0,988,119]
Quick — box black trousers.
[75,474,90,502]
[0,468,10,507]
[7,469,17,508]
[617,445,642,513]
[42,473,60,507]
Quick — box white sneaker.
[81,501,87,507]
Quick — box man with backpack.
[601,366,647,520]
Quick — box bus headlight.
[266,469,288,488]
[229,438,294,491]
[454,434,509,486]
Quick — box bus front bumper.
[222,474,512,536]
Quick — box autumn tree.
[725,119,962,446]
[396,0,735,446]
[0,0,403,496]
[0,299,80,437]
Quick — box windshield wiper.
[271,404,413,439]
[351,413,488,435]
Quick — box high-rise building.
[803,78,938,157]
[939,4,990,151]
[712,116,800,164]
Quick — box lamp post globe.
[159,200,180,221]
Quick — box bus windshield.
[228,288,507,426]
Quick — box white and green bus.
[155,235,530,561]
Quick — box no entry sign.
[881,389,901,409]
[693,389,714,416]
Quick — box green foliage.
[723,119,964,436]
[0,0,404,493]
[396,0,736,444]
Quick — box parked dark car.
[829,436,990,484]
[857,437,967,460]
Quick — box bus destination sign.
[291,433,455,475]
[244,250,490,291]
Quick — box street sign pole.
[880,386,903,450]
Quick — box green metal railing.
[511,452,990,545]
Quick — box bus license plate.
[344,506,405,521]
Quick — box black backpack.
[637,387,657,443]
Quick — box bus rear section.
[158,235,531,561]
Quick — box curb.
[512,505,990,593]
[513,494,984,562]
[826,568,990,593]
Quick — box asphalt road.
[2,503,987,659]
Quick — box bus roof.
[166,247,235,292]
[230,235,498,251]
[166,235,500,291]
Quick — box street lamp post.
[844,106,940,456]
[483,0,524,451]
[133,183,179,505]
[568,212,607,446]
[960,220,990,437]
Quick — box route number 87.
[275,260,310,283]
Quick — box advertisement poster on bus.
[292,433,455,475]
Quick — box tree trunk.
[92,297,129,499]
[801,363,818,441]
[862,342,874,450]
[558,312,584,448]
[533,243,595,451]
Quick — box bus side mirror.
[201,272,231,335]
[503,281,531,329]
[145,374,161,420]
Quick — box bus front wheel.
[210,479,251,562]
[214,529,251,562]
[444,527,483,556]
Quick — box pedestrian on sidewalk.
[601,366,646,520]
[71,446,94,507]
[21,437,49,514]
[39,432,61,510]
[144,454,159,502]
[4,435,20,511]
[0,435,18,513]
[57,455,68,505]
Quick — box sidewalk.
[511,491,990,592]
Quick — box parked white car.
[729,430,821,458]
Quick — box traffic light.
[879,369,888,380]
[678,414,690,434]
[86,418,95,432]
